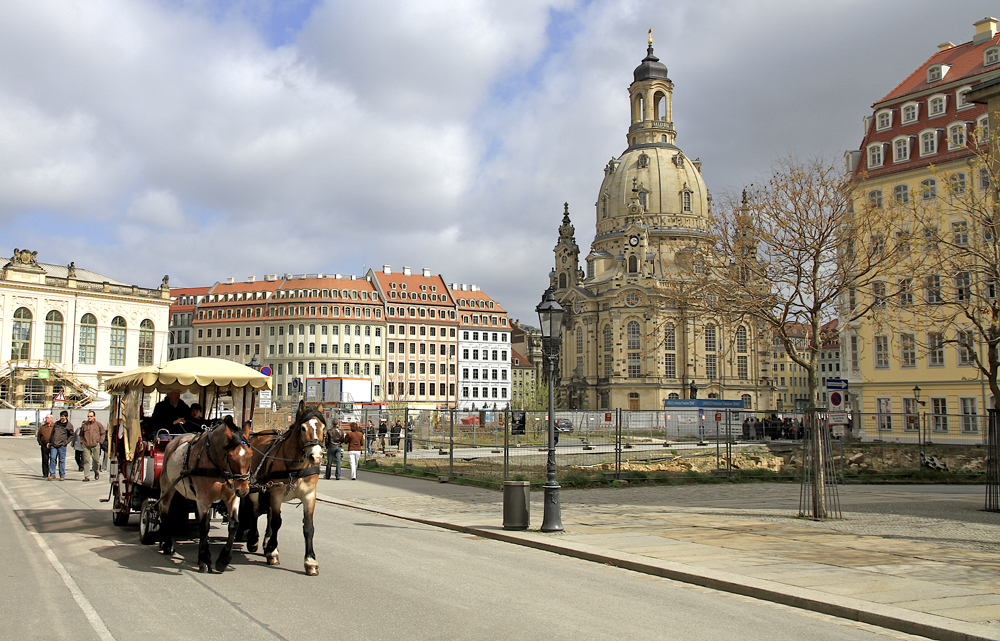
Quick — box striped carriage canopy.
[106,357,272,393]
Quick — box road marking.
[0,475,116,641]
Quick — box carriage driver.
[152,390,190,433]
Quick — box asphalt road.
[0,436,922,641]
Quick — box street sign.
[260,366,272,377]
[828,412,849,424]
[604,412,612,422]
[54,390,66,402]
[258,389,272,408]
[826,378,848,390]
[715,413,722,421]
[829,391,843,408]
[37,369,49,380]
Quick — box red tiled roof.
[878,36,1000,104]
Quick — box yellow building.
[845,18,1000,440]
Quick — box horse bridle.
[187,423,252,488]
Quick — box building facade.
[264,273,385,403]
[369,266,458,410]
[549,39,768,411]
[453,283,510,409]
[1,249,170,406]
[191,276,274,365]
[845,17,1000,432]
[168,286,209,361]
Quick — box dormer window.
[868,143,884,168]
[876,109,892,131]
[957,86,973,110]
[927,64,949,83]
[682,190,692,212]
[893,136,911,162]
[901,102,919,124]
[920,129,938,156]
[987,47,1000,66]
[948,122,967,150]
[929,94,946,117]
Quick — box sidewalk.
[318,474,1000,641]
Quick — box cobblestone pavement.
[325,476,1000,640]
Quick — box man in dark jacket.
[79,411,107,482]
[37,414,54,477]
[390,420,402,448]
[323,420,345,480]
[48,411,74,481]
[377,420,388,454]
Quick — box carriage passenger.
[152,390,190,434]
[185,403,207,432]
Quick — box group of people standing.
[36,410,107,481]
[323,418,414,481]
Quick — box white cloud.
[1,0,999,323]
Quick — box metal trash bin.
[502,480,530,530]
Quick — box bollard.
[502,480,530,530]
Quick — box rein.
[249,421,322,490]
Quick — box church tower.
[552,203,581,293]
[549,33,767,412]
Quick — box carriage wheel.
[139,498,160,545]
[112,483,130,526]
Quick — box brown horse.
[159,417,252,573]
[238,401,324,575]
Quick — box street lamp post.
[536,288,565,532]
[913,385,926,454]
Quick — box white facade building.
[453,283,510,409]
[1,249,171,406]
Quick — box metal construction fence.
[317,408,994,487]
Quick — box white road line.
[0,475,116,641]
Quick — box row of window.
[461,386,508,400]
[867,119,985,168]
[269,342,379,356]
[10,308,154,366]
[867,172,986,207]
[597,322,749,353]
[387,343,457,357]
[461,331,508,342]
[874,396,979,433]
[869,271,994,309]
[198,326,263,338]
[387,381,455,398]
[270,361,379,377]
[461,348,507,361]
[873,330,976,369]
[266,305,382,319]
[387,362,456,375]
[874,87,974,132]
[460,368,508,381]
[196,344,260,357]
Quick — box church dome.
[633,45,669,83]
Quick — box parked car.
[554,419,574,433]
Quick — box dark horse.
[159,417,252,573]
[238,401,325,575]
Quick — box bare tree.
[697,158,904,518]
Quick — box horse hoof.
[199,563,210,573]
[247,542,258,554]
[161,545,173,556]
[266,554,279,566]
[305,565,319,576]
[215,560,229,573]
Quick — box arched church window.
[654,92,667,120]
[627,255,639,273]
[736,326,748,353]
[601,198,607,218]
[627,321,641,350]
[705,324,717,352]
[682,191,692,212]
[559,273,567,289]
[661,135,667,143]
[664,324,675,351]
[576,327,583,354]
[634,95,644,123]
[603,325,613,352]
[638,191,647,209]
[741,394,752,410]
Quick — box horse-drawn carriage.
[103,357,325,575]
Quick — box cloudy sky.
[1,0,997,322]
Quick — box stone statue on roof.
[67,261,76,278]
[11,249,38,266]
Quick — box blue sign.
[260,366,272,377]
[826,378,848,390]
[830,391,843,407]
[663,399,746,409]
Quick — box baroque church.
[550,37,770,411]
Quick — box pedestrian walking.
[48,410,74,480]
[377,420,388,454]
[390,420,402,448]
[72,417,84,471]
[365,420,376,455]
[324,420,345,480]
[79,410,107,481]
[37,414,54,477]
[343,423,365,480]
[405,421,413,453]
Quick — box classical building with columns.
[0,249,171,407]
[549,39,770,411]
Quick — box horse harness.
[158,425,251,501]
[249,428,320,492]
